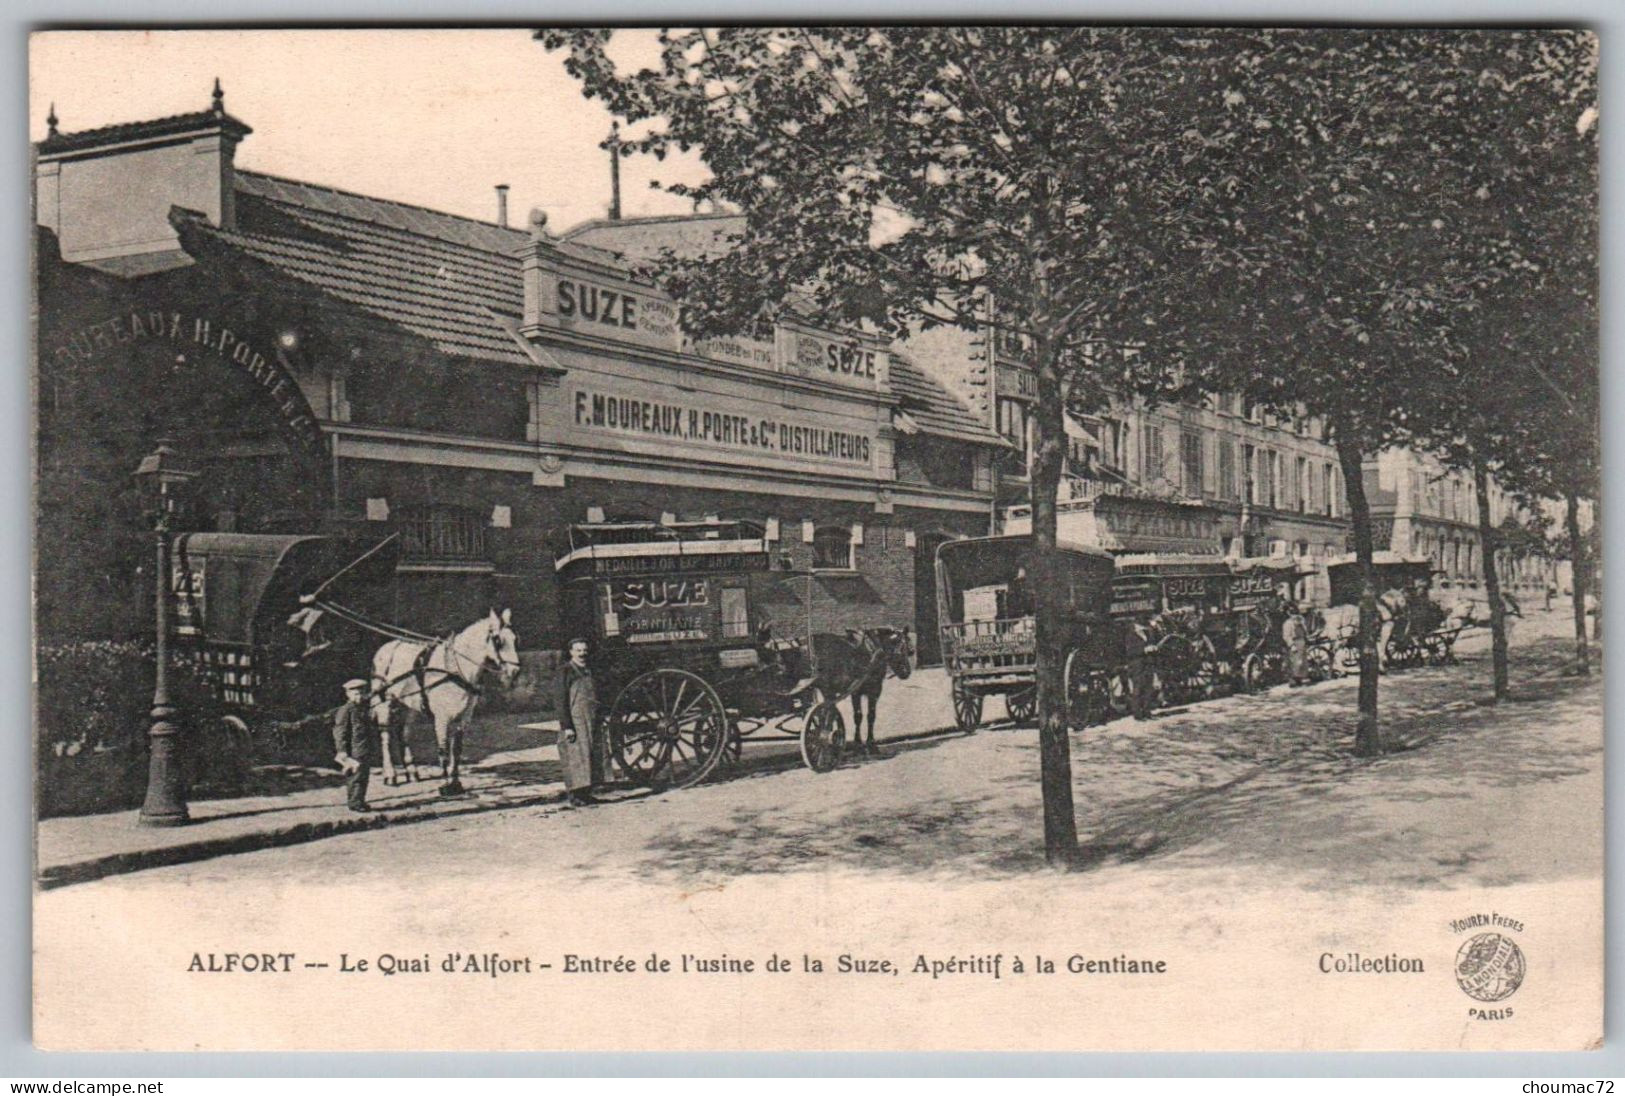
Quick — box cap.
[343,679,368,691]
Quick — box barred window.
[812,526,855,571]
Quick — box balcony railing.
[397,509,490,566]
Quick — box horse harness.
[375,633,485,706]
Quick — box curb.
[38,784,569,890]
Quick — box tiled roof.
[178,171,533,364]
[38,109,250,156]
[890,356,1004,445]
[176,172,999,444]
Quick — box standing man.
[555,638,602,807]
[333,679,375,813]
[1281,599,1310,686]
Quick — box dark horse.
[807,626,915,754]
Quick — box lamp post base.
[137,709,190,827]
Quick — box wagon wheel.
[607,668,730,791]
[214,714,256,794]
[1241,653,1267,694]
[1305,642,1334,682]
[1068,671,1109,729]
[1005,686,1037,726]
[1188,656,1222,700]
[951,679,983,732]
[1063,650,1105,729]
[1154,637,1192,704]
[799,701,846,773]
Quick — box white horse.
[370,609,521,794]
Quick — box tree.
[538,27,1284,863]
[1175,30,1595,751]
[1402,31,1597,699]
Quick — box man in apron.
[555,638,602,807]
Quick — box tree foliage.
[537,26,1598,840]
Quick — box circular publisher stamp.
[1454,932,1526,1002]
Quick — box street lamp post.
[135,440,198,827]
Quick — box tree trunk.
[1028,330,1078,867]
[1472,462,1509,700]
[1334,431,1385,756]
[1566,492,1590,675]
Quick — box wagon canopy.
[554,520,771,581]
[172,532,400,646]
[935,535,1116,622]
[1325,552,1438,606]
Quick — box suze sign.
[777,327,888,392]
[537,268,887,392]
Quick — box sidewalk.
[35,669,970,890]
[35,724,572,890]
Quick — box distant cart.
[934,535,1118,732]
[1325,552,1462,669]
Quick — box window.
[1067,437,1099,475]
[1218,438,1237,500]
[1244,445,1257,504]
[720,585,750,638]
[1101,419,1124,471]
[396,504,490,565]
[996,398,1031,468]
[1180,432,1202,497]
[1143,424,1165,485]
[1297,456,1309,513]
[1323,463,1335,517]
[812,525,855,570]
[1242,398,1261,423]
[1262,450,1279,509]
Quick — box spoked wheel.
[1005,686,1037,726]
[1306,643,1334,682]
[1064,650,1107,729]
[1187,658,1220,700]
[1068,672,1109,729]
[952,679,983,732]
[1241,653,1267,694]
[608,668,730,791]
[799,701,846,773]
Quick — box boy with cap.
[334,679,375,812]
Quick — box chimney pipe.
[607,123,622,221]
[495,184,510,228]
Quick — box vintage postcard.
[31,28,1601,1051]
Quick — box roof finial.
[211,77,224,115]
[46,102,58,137]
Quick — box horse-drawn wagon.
[169,531,400,772]
[933,535,1118,732]
[1325,553,1463,670]
[555,521,913,787]
[1108,554,1237,707]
